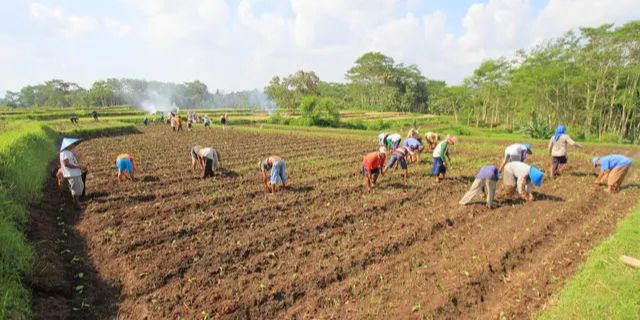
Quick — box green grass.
[0,122,58,318]
[538,204,640,320]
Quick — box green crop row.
[0,122,58,318]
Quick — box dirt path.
[28,164,120,319]
[29,126,639,319]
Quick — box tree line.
[1,79,273,110]
[265,21,639,142]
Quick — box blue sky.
[0,0,638,95]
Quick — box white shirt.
[505,161,531,178]
[199,148,216,160]
[432,140,446,157]
[505,143,527,156]
[378,133,386,146]
[59,150,81,178]
[389,133,402,142]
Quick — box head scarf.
[554,125,566,141]
[592,157,600,167]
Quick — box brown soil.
[29,126,640,319]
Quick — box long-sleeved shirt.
[599,155,632,170]
[548,134,579,157]
[433,140,450,163]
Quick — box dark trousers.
[203,158,214,178]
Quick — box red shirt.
[363,152,385,171]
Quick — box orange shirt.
[363,152,385,171]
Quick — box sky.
[0,0,639,95]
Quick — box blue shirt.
[475,165,499,181]
[600,155,632,170]
[404,137,422,149]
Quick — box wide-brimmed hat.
[59,138,82,151]
[529,166,544,187]
[524,143,532,153]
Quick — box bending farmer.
[593,155,632,193]
[115,153,137,181]
[459,165,499,209]
[260,156,287,194]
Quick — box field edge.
[537,201,640,319]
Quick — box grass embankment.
[0,122,58,319]
[538,204,640,320]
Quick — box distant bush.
[298,96,341,128]
[520,113,553,139]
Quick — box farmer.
[593,155,632,193]
[59,138,86,206]
[190,145,203,170]
[260,156,287,194]
[143,117,149,126]
[176,116,183,131]
[425,132,440,151]
[548,125,581,178]
[459,165,499,209]
[403,137,424,164]
[221,113,228,129]
[170,115,177,131]
[378,133,389,149]
[362,148,387,192]
[69,115,78,124]
[383,146,412,184]
[203,115,211,128]
[407,128,422,141]
[187,120,193,131]
[385,133,402,152]
[499,143,532,172]
[431,135,457,182]
[115,153,136,181]
[91,110,99,121]
[199,147,221,178]
[502,162,544,202]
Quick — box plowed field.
[30,126,639,319]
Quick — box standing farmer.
[59,138,87,206]
[502,162,544,202]
[459,165,499,209]
[260,156,287,194]
[362,148,387,192]
[548,125,581,178]
[499,143,532,172]
[221,113,228,130]
[431,135,457,182]
[115,153,137,182]
[593,155,632,193]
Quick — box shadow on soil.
[219,168,240,178]
[140,175,160,182]
[568,171,593,177]
[621,183,640,190]
[498,192,564,206]
[27,162,121,320]
[287,184,315,192]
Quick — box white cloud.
[5,0,640,94]
[533,0,640,41]
[123,0,231,45]
[29,2,98,37]
[104,18,133,37]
